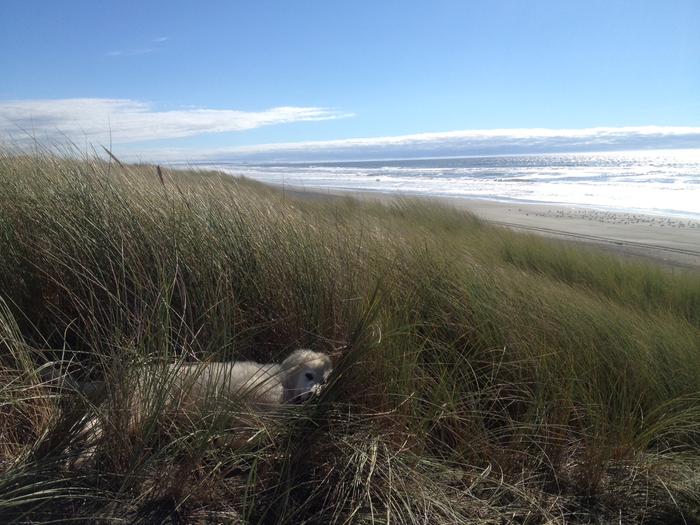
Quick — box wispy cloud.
[132,126,700,162]
[106,36,168,57]
[105,48,154,57]
[0,98,354,145]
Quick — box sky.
[1,0,699,162]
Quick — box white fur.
[73,349,332,465]
[138,348,333,413]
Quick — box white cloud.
[129,125,700,162]
[230,126,700,151]
[2,99,696,162]
[107,36,168,57]
[105,48,155,57]
[0,98,353,145]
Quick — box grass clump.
[0,151,699,523]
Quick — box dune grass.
[0,151,699,523]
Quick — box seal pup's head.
[280,349,333,403]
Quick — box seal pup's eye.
[305,372,314,381]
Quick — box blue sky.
[1,1,699,161]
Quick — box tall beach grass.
[1,150,699,523]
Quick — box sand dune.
[285,187,700,269]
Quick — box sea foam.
[201,149,700,219]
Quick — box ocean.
[201,149,700,219]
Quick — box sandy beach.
[284,186,700,269]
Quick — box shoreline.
[279,185,700,269]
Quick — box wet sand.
[282,186,700,269]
